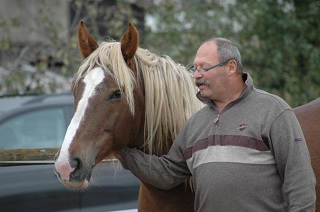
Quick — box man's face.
[193,42,229,101]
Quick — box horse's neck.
[135,138,193,211]
[138,182,194,212]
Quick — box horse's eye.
[109,90,121,100]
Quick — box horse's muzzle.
[54,156,92,189]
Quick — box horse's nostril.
[70,157,86,179]
[70,157,81,170]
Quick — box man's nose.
[192,70,203,79]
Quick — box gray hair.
[204,37,243,73]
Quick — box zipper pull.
[214,114,220,127]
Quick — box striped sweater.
[121,73,316,211]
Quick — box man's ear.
[228,59,238,75]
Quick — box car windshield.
[0,108,66,150]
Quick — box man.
[119,38,316,211]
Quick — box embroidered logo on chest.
[237,123,248,131]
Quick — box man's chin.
[199,89,209,97]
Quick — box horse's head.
[54,21,145,189]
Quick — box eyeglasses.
[188,58,234,74]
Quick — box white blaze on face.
[55,67,105,181]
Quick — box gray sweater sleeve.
[270,109,316,211]
[119,132,191,190]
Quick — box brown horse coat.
[294,97,320,210]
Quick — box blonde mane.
[73,41,203,155]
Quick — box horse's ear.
[78,20,99,59]
[120,23,139,64]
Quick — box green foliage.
[1,0,319,107]
[141,0,320,107]
[231,0,320,106]
[142,1,231,66]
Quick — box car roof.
[0,93,74,120]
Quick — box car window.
[0,108,66,150]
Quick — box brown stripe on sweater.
[184,135,269,160]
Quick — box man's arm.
[119,133,191,190]
[270,109,316,211]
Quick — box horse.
[294,97,320,210]
[54,21,203,211]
